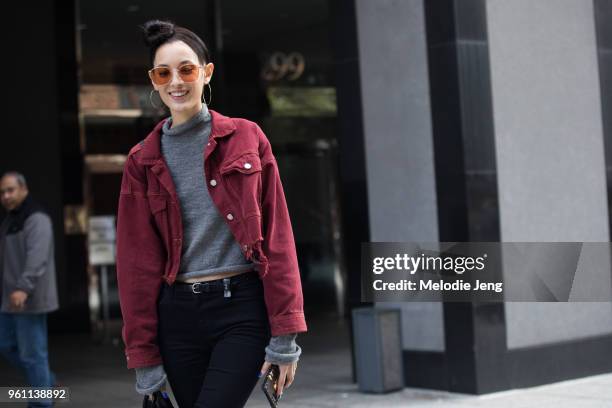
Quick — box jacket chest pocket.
[219,152,263,216]
[148,195,171,245]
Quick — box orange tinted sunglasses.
[148,63,203,85]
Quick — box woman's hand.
[260,360,298,398]
[147,383,167,401]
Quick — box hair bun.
[142,20,175,48]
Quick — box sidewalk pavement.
[0,312,611,407]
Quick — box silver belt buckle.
[191,282,206,294]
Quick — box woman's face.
[151,40,214,115]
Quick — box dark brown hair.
[141,20,211,66]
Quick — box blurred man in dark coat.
[0,171,58,407]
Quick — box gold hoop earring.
[202,82,212,106]
[149,89,161,109]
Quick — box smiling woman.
[143,20,214,126]
[115,19,307,408]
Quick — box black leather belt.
[172,271,258,297]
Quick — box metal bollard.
[351,307,405,393]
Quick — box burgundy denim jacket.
[116,109,307,369]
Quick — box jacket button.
[244,162,252,169]
[226,213,234,221]
[210,179,217,187]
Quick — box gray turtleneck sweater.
[160,102,254,280]
[135,105,301,395]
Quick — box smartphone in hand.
[142,390,174,408]
[261,365,281,407]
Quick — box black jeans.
[157,271,271,408]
